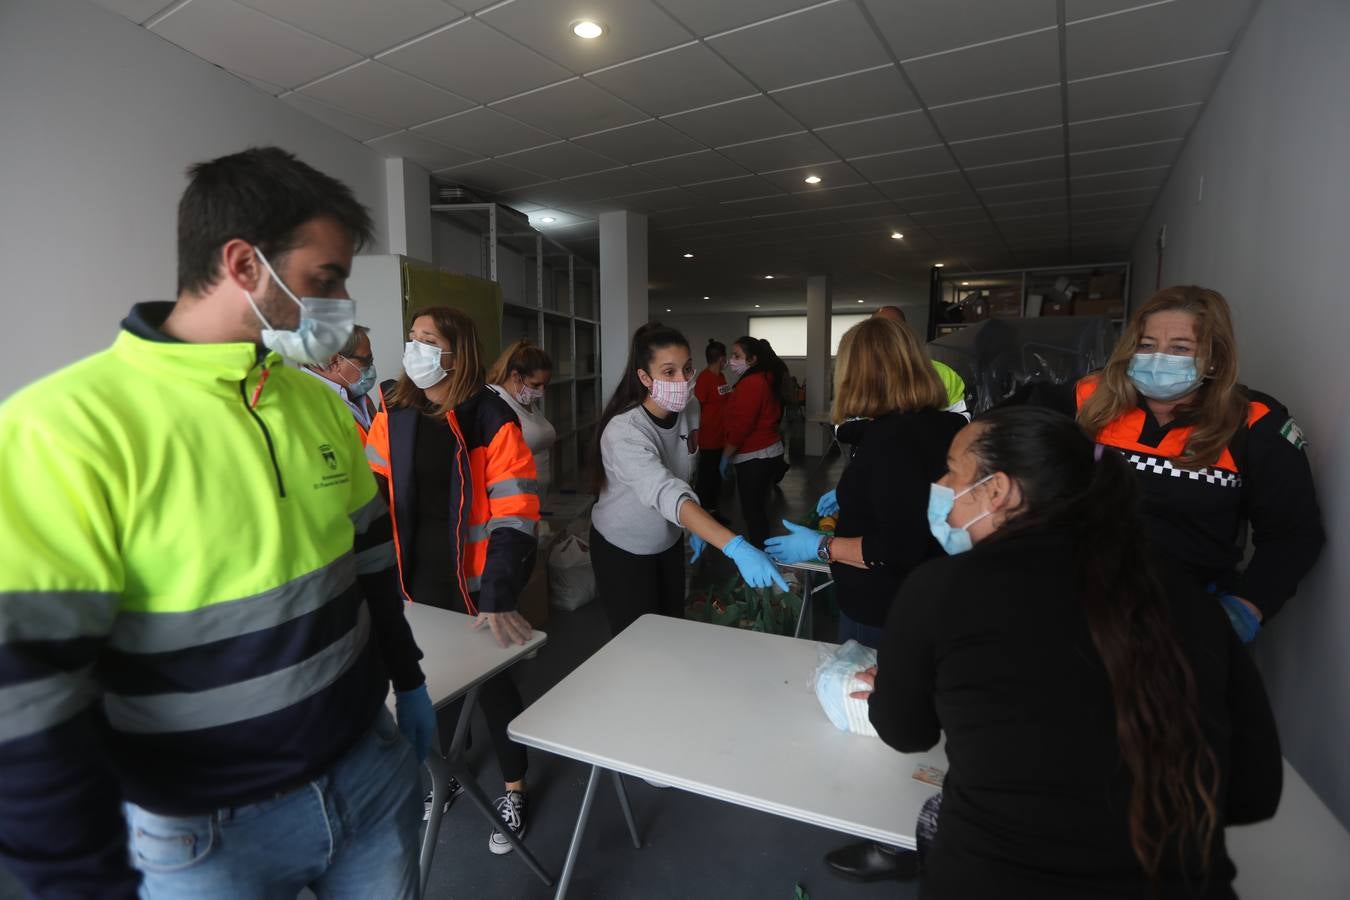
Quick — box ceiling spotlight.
[683,252,694,258]
[890,231,904,240]
[764,275,774,280]
[703,295,710,300]
[934,263,944,267]
[666,308,672,312]
[856,299,864,303]
[804,175,822,185]
[961,281,970,286]
[754,304,761,308]
[571,20,604,39]
[539,216,556,224]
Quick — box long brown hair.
[487,339,552,386]
[970,406,1220,882]
[831,317,945,422]
[387,306,485,415]
[1078,286,1247,468]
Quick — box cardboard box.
[1042,298,1074,317]
[988,287,1022,318]
[1088,273,1125,300]
[1074,297,1125,318]
[961,295,990,322]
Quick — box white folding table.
[777,559,832,638]
[508,615,944,899]
[390,603,552,894]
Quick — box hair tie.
[1093,444,1105,462]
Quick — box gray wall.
[1129,0,1350,825]
[0,0,389,400]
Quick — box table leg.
[610,771,642,849]
[794,570,814,639]
[554,764,602,900]
[447,758,554,886]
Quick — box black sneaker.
[488,791,527,855]
[422,777,464,822]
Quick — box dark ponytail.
[706,338,726,365]
[590,322,691,493]
[968,406,1220,882]
[734,335,791,403]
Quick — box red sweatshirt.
[692,368,729,449]
[724,370,782,455]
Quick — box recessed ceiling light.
[539,216,556,224]
[961,281,970,286]
[764,275,774,280]
[890,231,903,240]
[856,299,864,303]
[703,295,710,300]
[934,263,945,267]
[666,308,671,312]
[804,175,822,185]
[571,20,604,39]
[683,252,694,258]
[754,304,761,308]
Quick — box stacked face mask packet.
[813,640,878,737]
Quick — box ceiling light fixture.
[754,304,761,308]
[539,216,556,224]
[703,295,710,300]
[571,20,604,39]
[764,275,774,280]
[804,175,822,185]
[890,231,903,240]
[666,308,672,312]
[683,252,694,258]
[934,263,944,267]
[961,281,970,286]
[856,299,864,303]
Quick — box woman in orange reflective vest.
[1073,286,1323,642]
[365,306,540,856]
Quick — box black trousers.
[695,448,724,511]
[590,525,686,638]
[734,455,781,549]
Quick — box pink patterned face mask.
[648,376,693,413]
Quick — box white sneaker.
[422,777,464,821]
[488,791,527,855]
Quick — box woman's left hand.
[473,610,534,648]
[849,665,877,699]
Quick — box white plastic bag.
[547,533,595,611]
[813,640,878,737]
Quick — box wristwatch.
[816,534,833,563]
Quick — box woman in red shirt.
[722,336,789,548]
[692,339,730,517]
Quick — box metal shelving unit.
[927,261,1131,341]
[430,203,600,491]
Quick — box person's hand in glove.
[394,683,436,762]
[473,610,533,648]
[690,532,707,563]
[719,454,733,479]
[722,535,789,590]
[1219,593,1261,644]
[816,489,839,517]
[765,519,824,564]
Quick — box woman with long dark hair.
[722,335,790,547]
[853,406,1282,898]
[589,323,785,637]
[691,338,730,516]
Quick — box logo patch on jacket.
[1280,418,1307,451]
[319,443,338,471]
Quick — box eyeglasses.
[344,353,374,367]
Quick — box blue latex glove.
[1219,593,1261,644]
[765,519,824,564]
[394,684,436,762]
[723,535,789,591]
[690,532,707,563]
[719,455,732,479]
[816,489,839,517]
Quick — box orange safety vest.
[1075,376,1270,472]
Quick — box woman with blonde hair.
[365,306,541,855]
[486,339,556,492]
[1073,285,1322,642]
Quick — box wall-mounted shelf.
[927,261,1132,342]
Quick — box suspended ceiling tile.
[491,78,648,138]
[950,126,1063,169]
[1066,0,1256,80]
[281,92,393,142]
[929,85,1063,142]
[818,111,941,159]
[479,0,690,73]
[900,188,982,212]
[300,61,474,128]
[1068,54,1227,121]
[413,107,557,157]
[497,142,621,179]
[708,1,891,91]
[719,131,837,173]
[1071,186,1158,209]
[788,183,886,209]
[238,0,465,57]
[588,42,755,117]
[1063,0,1158,21]
[864,0,1056,60]
[719,194,811,217]
[150,0,362,89]
[757,161,868,192]
[365,132,481,171]
[985,197,1068,219]
[662,95,800,147]
[379,18,571,104]
[849,145,959,181]
[977,178,1066,204]
[771,65,920,129]
[604,186,698,213]
[635,150,750,185]
[1070,139,1181,176]
[877,171,974,202]
[655,0,822,37]
[1070,167,1168,193]
[1071,202,1150,224]
[573,120,705,164]
[903,28,1061,107]
[434,158,547,192]
[650,205,739,228]
[909,206,990,227]
[532,167,670,202]
[239,74,287,95]
[90,0,174,23]
[967,155,1065,189]
[683,175,784,202]
[1069,103,1200,152]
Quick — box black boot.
[824,841,919,882]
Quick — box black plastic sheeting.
[927,317,1115,414]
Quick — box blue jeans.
[837,610,886,650]
[125,707,422,900]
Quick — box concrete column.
[599,210,648,401]
[804,275,832,456]
[384,158,432,263]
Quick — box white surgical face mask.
[403,340,451,389]
[926,474,994,555]
[244,247,354,366]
